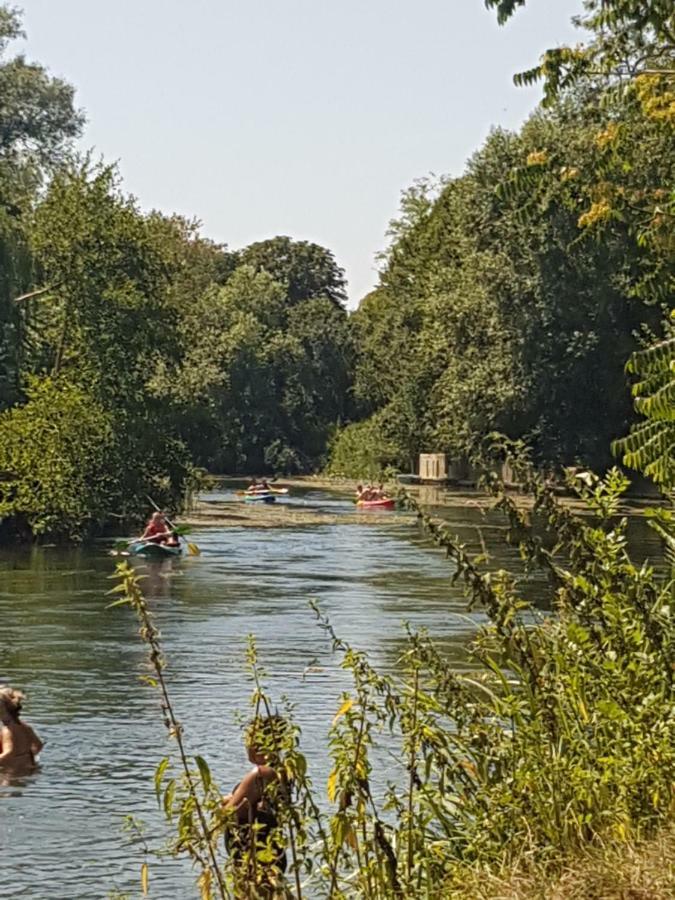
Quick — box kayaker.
[140,511,176,546]
[0,685,44,769]
[222,715,288,882]
[362,484,376,501]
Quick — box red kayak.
[356,498,395,510]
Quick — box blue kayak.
[128,540,182,558]
[243,492,276,504]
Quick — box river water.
[0,485,663,898]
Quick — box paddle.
[146,496,201,557]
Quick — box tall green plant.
[114,451,675,897]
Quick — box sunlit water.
[0,485,663,898]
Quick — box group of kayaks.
[123,481,396,559]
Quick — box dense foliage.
[329,0,674,478]
[1,0,672,535]
[331,100,672,476]
[0,7,352,538]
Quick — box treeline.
[331,53,674,476]
[0,7,352,539]
[1,1,673,540]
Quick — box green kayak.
[128,540,182,558]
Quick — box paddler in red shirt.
[140,511,178,546]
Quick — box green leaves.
[613,319,675,488]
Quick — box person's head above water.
[0,685,24,722]
[244,714,288,766]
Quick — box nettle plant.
[111,449,674,899]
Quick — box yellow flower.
[594,123,619,149]
[526,149,549,167]
[578,199,612,229]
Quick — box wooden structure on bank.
[418,453,447,483]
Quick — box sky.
[13,0,582,307]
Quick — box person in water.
[222,715,288,886]
[0,685,43,769]
[140,511,179,547]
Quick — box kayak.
[128,540,183,558]
[244,492,276,504]
[238,487,289,496]
[356,498,395,510]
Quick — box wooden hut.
[418,453,447,483]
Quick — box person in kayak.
[373,482,388,500]
[222,715,288,885]
[0,685,43,769]
[140,512,179,547]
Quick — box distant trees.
[159,239,353,474]
[0,0,672,535]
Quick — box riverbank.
[450,827,675,899]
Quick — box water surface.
[0,485,662,898]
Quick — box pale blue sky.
[14,0,581,305]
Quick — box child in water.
[222,715,288,888]
[0,685,43,768]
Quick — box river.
[0,484,663,899]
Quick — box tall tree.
[0,4,83,408]
[239,236,347,308]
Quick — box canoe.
[128,540,183,558]
[356,498,395,510]
[244,492,276,504]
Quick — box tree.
[485,0,675,102]
[0,4,83,409]
[239,236,347,307]
[161,247,353,474]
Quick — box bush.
[0,376,115,538]
[0,376,193,540]
[326,414,405,479]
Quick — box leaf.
[141,862,149,896]
[332,696,353,726]
[198,869,212,900]
[195,755,211,793]
[154,757,170,804]
[105,597,132,609]
[163,778,176,820]
[327,768,338,803]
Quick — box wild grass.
[111,447,675,898]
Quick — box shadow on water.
[0,486,665,898]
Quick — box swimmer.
[0,685,43,768]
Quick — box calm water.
[0,485,663,898]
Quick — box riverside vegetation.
[0,1,673,539]
[1,0,674,896]
[111,445,675,898]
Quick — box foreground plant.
[112,454,674,897]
